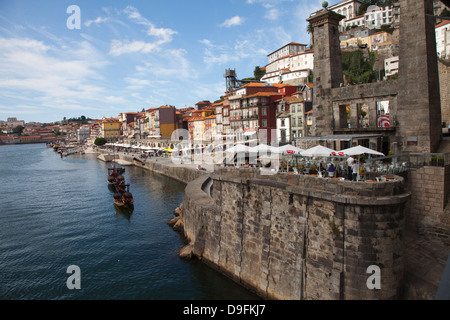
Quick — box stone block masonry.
[181,168,410,300]
[405,165,450,245]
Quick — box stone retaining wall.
[181,167,410,300]
[405,165,450,245]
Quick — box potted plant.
[309,164,317,174]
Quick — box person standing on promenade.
[347,155,354,180]
[351,160,359,181]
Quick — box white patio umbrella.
[277,144,303,155]
[339,145,384,180]
[248,143,280,154]
[225,144,249,153]
[339,145,384,157]
[300,145,336,157]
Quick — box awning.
[296,134,382,142]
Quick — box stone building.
[304,0,442,154]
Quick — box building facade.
[101,118,120,140]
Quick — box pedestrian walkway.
[403,230,450,299]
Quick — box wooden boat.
[113,184,134,208]
[107,166,126,190]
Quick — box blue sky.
[0,0,323,123]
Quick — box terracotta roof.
[436,20,450,28]
[272,83,295,88]
[245,92,282,98]
[188,116,205,122]
[242,82,270,87]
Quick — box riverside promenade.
[94,147,448,299]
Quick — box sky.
[0,0,324,123]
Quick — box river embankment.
[93,148,449,300]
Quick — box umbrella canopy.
[339,145,384,156]
[248,144,280,154]
[300,145,336,157]
[226,144,249,153]
[277,144,303,155]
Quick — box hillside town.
[1,0,449,151]
[2,0,450,302]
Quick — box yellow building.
[101,117,120,140]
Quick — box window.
[262,119,267,127]
[357,103,369,128]
[377,101,390,128]
[262,108,267,116]
[339,105,351,129]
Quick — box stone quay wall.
[181,167,410,300]
[405,165,450,245]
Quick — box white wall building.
[384,56,399,78]
[6,117,25,127]
[77,125,91,143]
[267,42,307,64]
[436,20,450,60]
[328,0,362,32]
[364,5,395,30]
[344,14,365,29]
[261,45,314,85]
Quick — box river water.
[0,143,259,300]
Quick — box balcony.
[230,116,242,121]
[243,114,258,120]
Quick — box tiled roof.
[245,92,282,98]
[436,20,450,28]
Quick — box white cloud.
[84,16,108,27]
[124,77,151,90]
[220,16,244,28]
[0,37,109,117]
[109,40,160,56]
[124,6,177,43]
[108,6,177,57]
[134,48,195,80]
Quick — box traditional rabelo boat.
[113,183,134,208]
[107,164,133,209]
[107,165,126,190]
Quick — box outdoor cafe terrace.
[100,142,450,183]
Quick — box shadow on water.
[114,205,134,219]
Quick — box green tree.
[342,50,376,84]
[94,137,107,146]
[12,125,24,135]
[253,66,265,81]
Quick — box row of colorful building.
[94,81,313,146]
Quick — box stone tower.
[396,0,442,153]
[306,8,345,137]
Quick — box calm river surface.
[0,143,259,300]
